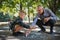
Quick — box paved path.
[0,32,51,40]
[0,25,60,40]
[0,31,60,40]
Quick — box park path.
[0,24,60,40]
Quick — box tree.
[0,0,60,22]
[48,0,60,14]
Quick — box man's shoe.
[38,30,46,33]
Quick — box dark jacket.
[10,17,30,31]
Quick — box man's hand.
[30,26,37,29]
[44,17,50,22]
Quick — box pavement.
[0,25,60,40]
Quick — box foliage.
[0,0,60,21]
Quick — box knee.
[36,19,43,25]
[49,19,56,25]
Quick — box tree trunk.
[20,0,22,10]
[28,8,30,23]
[48,0,58,14]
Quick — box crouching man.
[32,5,57,34]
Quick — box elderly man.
[32,5,57,34]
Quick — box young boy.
[10,10,35,36]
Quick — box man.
[10,10,35,36]
[32,5,57,34]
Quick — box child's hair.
[19,10,26,15]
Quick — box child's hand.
[25,29,31,37]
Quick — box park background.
[0,0,60,40]
[0,0,60,22]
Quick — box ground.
[0,25,60,40]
